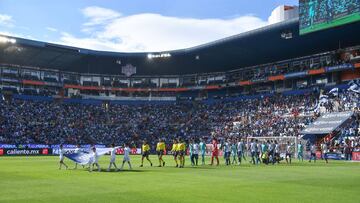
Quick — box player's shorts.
[179,151,185,156]
[286,153,292,158]
[201,151,205,156]
[237,151,243,157]
[251,151,256,157]
[110,157,116,163]
[310,153,316,157]
[225,152,231,158]
[142,151,150,157]
[323,153,328,159]
[297,152,303,157]
[123,156,130,162]
[173,151,179,158]
[157,151,164,156]
[212,151,218,157]
[59,156,64,162]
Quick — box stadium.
[0,1,360,203]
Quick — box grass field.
[0,155,359,203]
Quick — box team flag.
[65,148,116,165]
[329,88,339,96]
[348,83,360,93]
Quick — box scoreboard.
[299,0,360,35]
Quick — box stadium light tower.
[147,53,171,59]
[0,36,16,44]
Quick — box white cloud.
[57,6,269,52]
[46,27,58,32]
[0,14,14,27]
[82,6,121,26]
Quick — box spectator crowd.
[0,90,359,150]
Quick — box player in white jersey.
[268,140,274,164]
[321,142,329,164]
[223,139,231,165]
[285,142,292,164]
[309,144,317,163]
[59,144,68,170]
[274,141,280,164]
[256,141,262,164]
[90,147,101,172]
[237,138,244,165]
[191,140,199,166]
[230,139,237,165]
[120,143,132,170]
[250,139,258,165]
[107,144,119,171]
[73,144,83,169]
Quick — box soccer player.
[156,138,166,167]
[256,140,262,164]
[59,144,68,170]
[231,139,237,165]
[224,139,231,165]
[199,138,206,165]
[309,144,317,163]
[178,138,186,168]
[285,142,292,164]
[321,142,329,164]
[250,139,257,165]
[274,140,280,164]
[73,144,82,169]
[120,143,132,170]
[107,144,119,172]
[308,0,317,28]
[140,140,153,167]
[189,139,194,166]
[237,138,245,165]
[191,139,199,166]
[261,141,269,165]
[90,147,101,172]
[268,140,274,164]
[210,137,219,166]
[297,142,304,162]
[171,139,179,167]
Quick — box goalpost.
[246,136,305,158]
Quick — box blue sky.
[0,0,299,52]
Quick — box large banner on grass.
[65,147,117,165]
[301,111,353,134]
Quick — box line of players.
[59,137,328,171]
[59,143,133,172]
[141,137,323,167]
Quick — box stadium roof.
[1,18,360,76]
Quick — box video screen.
[299,0,360,35]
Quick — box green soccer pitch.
[0,155,359,203]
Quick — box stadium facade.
[0,18,360,101]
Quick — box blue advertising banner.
[326,152,343,160]
[284,71,307,79]
[325,64,354,72]
[0,144,17,148]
